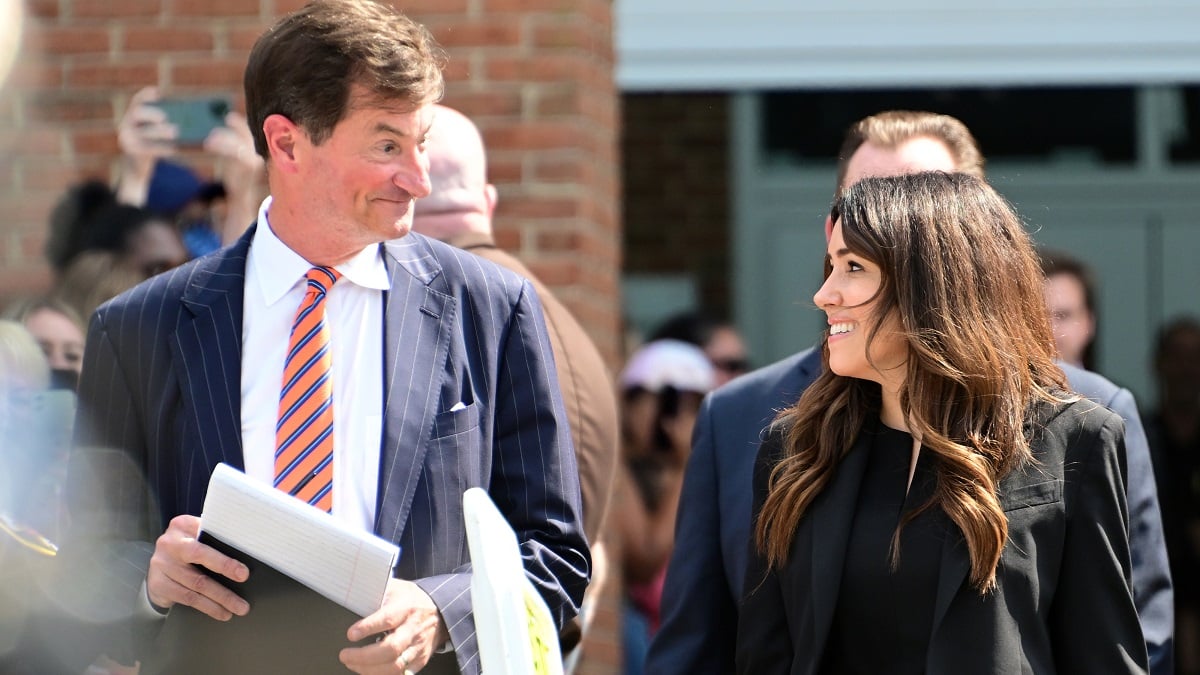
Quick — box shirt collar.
[251,196,391,308]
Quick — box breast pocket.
[999,479,1063,513]
[431,401,481,440]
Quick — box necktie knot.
[306,266,341,295]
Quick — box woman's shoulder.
[1027,396,1126,471]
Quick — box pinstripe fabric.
[274,266,340,511]
[68,226,589,675]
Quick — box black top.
[822,424,945,674]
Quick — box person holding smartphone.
[113,85,266,256]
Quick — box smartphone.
[152,96,232,145]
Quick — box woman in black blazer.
[736,172,1147,675]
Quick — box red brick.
[31,26,112,55]
[74,0,162,19]
[441,90,523,119]
[440,57,471,83]
[169,59,246,88]
[170,0,259,18]
[267,0,311,14]
[530,20,595,50]
[27,94,113,123]
[21,161,90,191]
[531,156,589,184]
[1,196,61,223]
[427,17,522,49]
[482,0,575,12]
[67,62,158,88]
[534,229,579,252]
[228,25,269,51]
[0,266,55,302]
[7,62,64,88]
[399,0,470,14]
[71,127,121,156]
[485,122,585,152]
[484,54,585,83]
[123,26,215,52]
[26,0,60,20]
[533,88,580,117]
[0,128,65,155]
[499,196,579,220]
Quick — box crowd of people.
[1,1,1198,674]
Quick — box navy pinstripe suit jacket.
[68,226,589,674]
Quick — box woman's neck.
[879,383,910,433]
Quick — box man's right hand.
[146,514,250,621]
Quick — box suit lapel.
[809,434,871,653]
[374,235,455,542]
[170,229,252,475]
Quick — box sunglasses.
[711,357,749,374]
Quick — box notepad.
[199,463,399,617]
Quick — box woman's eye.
[847,260,864,272]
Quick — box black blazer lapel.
[170,230,252,483]
[373,236,455,543]
[808,435,871,655]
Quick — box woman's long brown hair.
[755,172,1070,593]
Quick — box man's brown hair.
[244,0,446,158]
[836,110,985,191]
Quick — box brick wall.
[622,92,731,320]
[2,1,621,670]
[1,0,622,370]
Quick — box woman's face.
[24,307,84,375]
[813,220,907,389]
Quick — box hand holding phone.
[151,96,233,145]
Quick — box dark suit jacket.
[737,398,1147,674]
[65,227,589,675]
[648,349,1172,675]
[453,232,618,543]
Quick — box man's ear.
[484,184,498,217]
[262,114,301,172]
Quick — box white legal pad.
[199,463,399,617]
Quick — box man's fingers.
[164,561,250,617]
[184,536,249,584]
[339,630,423,672]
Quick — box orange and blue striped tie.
[275,266,340,512]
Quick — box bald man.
[413,106,619,649]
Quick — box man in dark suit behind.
[64,3,588,674]
[412,103,620,654]
[647,110,1172,675]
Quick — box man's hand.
[339,579,449,674]
[146,514,250,621]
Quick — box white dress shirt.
[241,196,387,532]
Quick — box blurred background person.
[648,310,750,388]
[413,103,620,666]
[1146,316,1200,675]
[112,85,265,257]
[0,319,59,674]
[2,297,86,390]
[1042,249,1099,372]
[45,181,188,282]
[614,339,714,675]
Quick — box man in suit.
[412,103,619,654]
[65,3,588,674]
[647,110,1173,674]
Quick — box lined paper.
[199,463,399,617]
